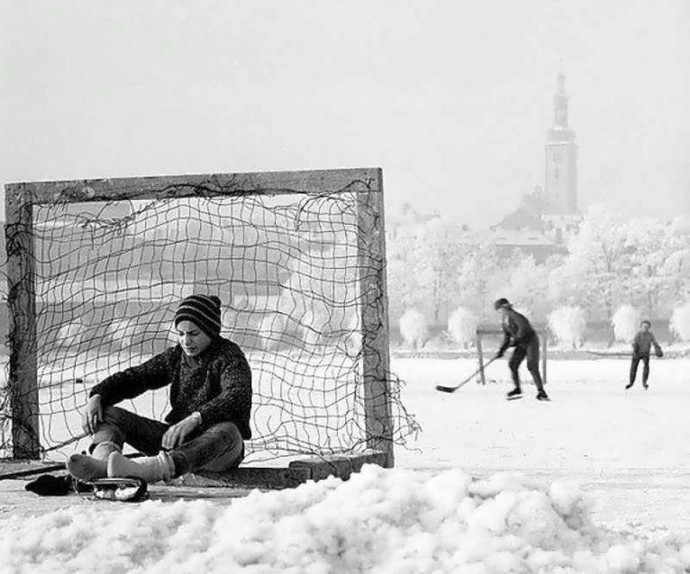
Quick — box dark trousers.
[509,335,545,392]
[629,354,650,386]
[92,406,245,477]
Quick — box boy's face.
[640,322,650,332]
[497,307,508,318]
[177,320,213,357]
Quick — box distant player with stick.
[626,320,663,390]
[494,298,549,401]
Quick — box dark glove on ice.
[25,474,73,496]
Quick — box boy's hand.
[656,350,663,358]
[82,395,103,435]
[162,413,202,450]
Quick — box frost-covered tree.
[386,225,418,329]
[622,216,688,319]
[454,243,505,323]
[670,303,690,342]
[422,219,475,324]
[388,218,474,326]
[655,217,690,310]
[661,246,690,306]
[549,204,630,321]
[547,306,586,349]
[611,305,641,344]
[504,253,551,322]
[447,307,478,348]
[399,308,428,349]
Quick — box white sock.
[107,452,175,483]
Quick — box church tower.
[544,74,578,214]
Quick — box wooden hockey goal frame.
[475,325,548,385]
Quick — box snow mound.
[2,466,690,573]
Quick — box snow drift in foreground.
[2,466,690,574]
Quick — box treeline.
[387,205,690,336]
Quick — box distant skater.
[494,298,549,401]
[626,320,663,390]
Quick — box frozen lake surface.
[393,356,690,534]
[1,356,689,573]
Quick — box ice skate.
[506,387,522,401]
[536,390,550,401]
[625,382,634,390]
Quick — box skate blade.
[506,395,523,401]
[90,478,148,502]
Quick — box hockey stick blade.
[435,355,500,394]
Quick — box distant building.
[492,74,582,254]
[488,227,567,263]
[387,76,582,262]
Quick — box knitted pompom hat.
[174,295,222,338]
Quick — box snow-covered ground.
[393,357,690,535]
[1,357,689,573]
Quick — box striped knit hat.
[174,295,222,338]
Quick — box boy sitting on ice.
[67,294,252,483]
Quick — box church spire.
[553,73,568,128]
[548,73,575,143]
[544,73,578,214]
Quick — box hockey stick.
[587,351,663,358]
[436,356,500,393]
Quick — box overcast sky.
[1,0,688,226]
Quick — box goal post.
[475,324,548,385]
[2,168,417,468]
[5,188,39,459]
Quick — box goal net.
[2,169,419,464]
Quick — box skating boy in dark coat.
[626,320,663,390]
[494,298,549,401]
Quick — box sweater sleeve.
[90,348,176,407]
[497,329,512,356]
[196,352,253,436]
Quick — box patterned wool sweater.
[90,337,253,439]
